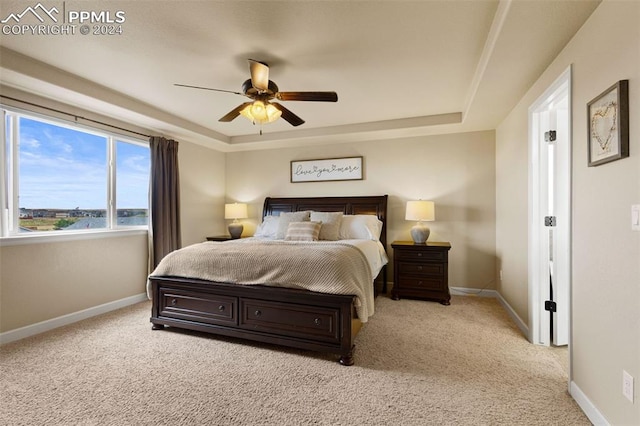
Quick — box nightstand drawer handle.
[218,305,225,312]
[418,281,423,286]
[417,266,423,271]
[314,318,322,326]
[417,253,423,257]
[171,299,178,306]
[254,310,262,317]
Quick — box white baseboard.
[450,286,529,339]
[0,293,148,345]
[570,381,610,425]
[495,291,529,339]
[450,286,497,298]
[399,284,603,424]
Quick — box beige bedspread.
[148,239,375,321]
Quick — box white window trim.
[0,228,148,247]
[1,106,150,242]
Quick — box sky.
[15,116,149,210]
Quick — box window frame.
[0,106,150,243]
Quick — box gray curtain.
[148,136,182,270]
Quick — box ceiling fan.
[175,59,338,128]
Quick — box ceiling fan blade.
[271,103,305,127]
[174,83,242,96]
[248,59,269,92]
[219,102,252,122]
[276,91,338,102]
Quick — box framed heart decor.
[587,80,629,166]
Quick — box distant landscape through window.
[2,110,150,235]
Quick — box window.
[1,108,150,237]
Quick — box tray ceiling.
[0,0,600,150]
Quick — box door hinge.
[545,130,556,142]
[544,216,556,227]
[544,300,557,312]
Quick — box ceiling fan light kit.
[239,100,282,124]
[175,59,337,131]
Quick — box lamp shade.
[224,203,247,239]
[224,203,248,220]
[405,200,435,222]
[239,101,282,124]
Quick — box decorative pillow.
[253,215,279,239]
[310,211,343,241]
[339,215,383,241]
[284,221,322,241]
[276,211,311,239]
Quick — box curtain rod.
[0,94,152,139]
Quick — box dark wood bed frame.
[149,195,388,365]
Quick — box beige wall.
[0,234,148,332]
[179,140,227,246]
[4,4,636,422]
[0,139,226,334]
[496,1,639,423]
[0,129,494,334]
[495,104,530,324]
[226,130,496,290]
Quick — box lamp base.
[410,223,430,244]
[228,223,243,239]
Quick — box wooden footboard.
[150,276,361,365]
[149,195,388,365]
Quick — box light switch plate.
[623,370,634,402]
[632,205,640,231]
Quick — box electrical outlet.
[623,370,634,403]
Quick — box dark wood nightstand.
[391,241,451,305]
[206,235,234,241]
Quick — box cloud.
[16,117,148,209]
[20,136,41,149]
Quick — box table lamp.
[224,203,248,239]
[405,200,435,244]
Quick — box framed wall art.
[587,80,629,167]
[290,156,363,183]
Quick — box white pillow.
[254,215,279,239]
[276,211,311,239]
[310,211,343,241]
[339,215,383,241]
[284,221,322,241]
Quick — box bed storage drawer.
[149,276,359,365]
[158,287,237,326]
[239,298,341,344]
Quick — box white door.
[529,67,571,347]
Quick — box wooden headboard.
[263,195,389,249]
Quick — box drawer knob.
[417,266,423,271]
[417,253,423,257]
[418,281,423,286]
[218,305,225,312]
[171,299,177,306]
[254,310,262,317]
[314,318,322,326]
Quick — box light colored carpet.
[0,295,588,425]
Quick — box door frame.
[528,65,572,350]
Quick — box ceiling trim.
[229,113,463,145]
[0,46,468,152]
[462,0,512,122]
[0,46,231,145]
